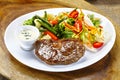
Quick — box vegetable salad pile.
[23,8,104,52]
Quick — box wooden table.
[0,0,120,80]
[87,0,120,27]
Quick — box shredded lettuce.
[23,18,35,26]
[23,9,104,50]
[23,16,39,26]
[88,14,101,28]
[66,18,75,25]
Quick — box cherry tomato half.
[93,42,104,48]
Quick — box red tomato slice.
[93,42,104,48]
[74,19,82,32]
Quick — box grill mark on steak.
[34,39,85,65]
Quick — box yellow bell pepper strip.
[64,22,79,32]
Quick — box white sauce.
[18,29,37,41]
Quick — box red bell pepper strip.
[50,19,58,25]
[44,31,58,40]
[93,42,104,48]
[68,9,79,19]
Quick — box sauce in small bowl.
[16,25,40,50]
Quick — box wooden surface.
[87,0,120,27]
[0,0,120,80]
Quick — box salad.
[23,8,104,52]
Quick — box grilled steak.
[34,39,85,65]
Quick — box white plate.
[4,8,116,72]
